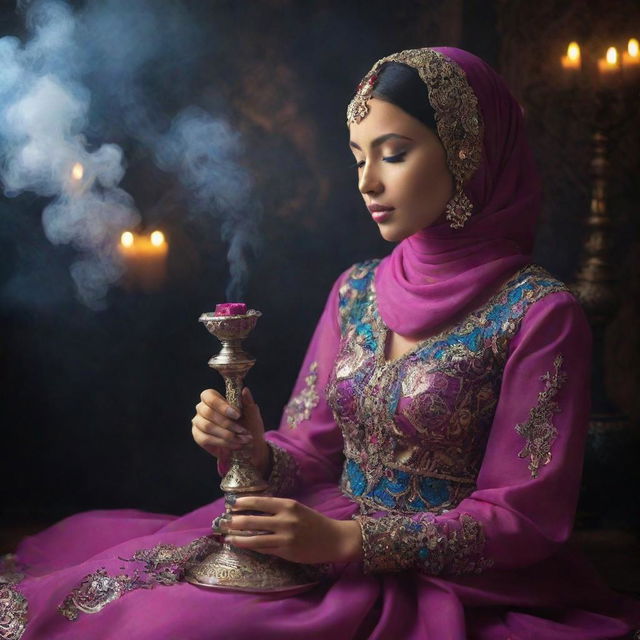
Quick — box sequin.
[515,354,567,478]
[283,361,320,429]
[58,536,218,621]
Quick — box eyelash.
[350,151,407,169]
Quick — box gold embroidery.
[0,585,27,640]
[58,536,218,621]
[515,354,567,479]
[0,554,28,640]
[327,261,570,515]
[266,440,299,497]
[355,512,494,575]
[283,360,319,429]
[346,48,483,194]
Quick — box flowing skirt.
[3,483,639,640]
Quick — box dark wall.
[0,0,474,522]
[1,0,637,534]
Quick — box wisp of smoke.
[0,0,262,308]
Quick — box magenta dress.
[2,260,640,640]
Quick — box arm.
[355,291,593,575]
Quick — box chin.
[378,226,411,243]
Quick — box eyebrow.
[349,133,413,150]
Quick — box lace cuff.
[354,512,494,576]
[265,440,299,497]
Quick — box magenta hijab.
[372,47,539,337]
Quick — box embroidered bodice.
[326,260,569,517]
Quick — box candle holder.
[184,308,323,593]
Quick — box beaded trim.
[355,512,493,575]
[283,360,320,429]
[346,48,483,192]
[515,354,567,479]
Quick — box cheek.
[401,160,452,206]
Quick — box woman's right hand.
[191,386,271,478]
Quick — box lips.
[367,203,394,213]
[368,203,395,223]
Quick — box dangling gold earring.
[445,179,473,229]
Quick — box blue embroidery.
[346,459,452,511]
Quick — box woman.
[3,47,639,640]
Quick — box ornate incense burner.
[184,305,320,593]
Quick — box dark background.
[1,0,639,564]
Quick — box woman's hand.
[221,496,363,565]
[191,387,270,478]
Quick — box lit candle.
[561,41,581,70]
[598,46,621,76]
[214,303,247,316]
[117,230,169,290]
[622,38,640,79]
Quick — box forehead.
[348,97,430,145]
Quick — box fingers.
[225,533,285,550]
[191,418,250,452]
[221,514,282,535]
[232,496,297,515]
[194,402,248,436]
[200,389,241,420]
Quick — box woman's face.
[348,97,454,243]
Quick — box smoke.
[0,0,261,309]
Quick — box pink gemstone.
[214,303,247,316]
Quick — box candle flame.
[606,46,618,65]
[150,230,165,247]
[121,231,134,248]
[567,42,580,61]
[71,162,84,181]
[629,38,639,57]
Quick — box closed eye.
[349,151,407,169]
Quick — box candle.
[622,38,640,79]
[118,230,168,290]
[598,46,621,76]
[214,303,247,316]
[561,41,581,70]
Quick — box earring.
[445,180,473,229]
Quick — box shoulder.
[508,265,592,355]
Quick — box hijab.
[347,47,538,337]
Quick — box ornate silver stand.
[184,309,321,593]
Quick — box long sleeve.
[259,267,352,497]
[355,291,593,576]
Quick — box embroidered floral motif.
[266,440,299,497]
[283,361,320,429]
[58,536,218,621]
[355,512,494,575]
[0,585,27,640]
[515,354,567,479]
[327,260,569,516]
[346,49,483,191]
[0,554,28,640]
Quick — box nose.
[358,161,383,196]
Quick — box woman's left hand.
[221,496,363,565]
